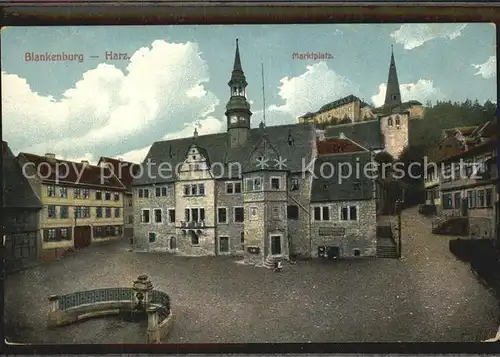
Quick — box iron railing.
[58,288,134,311]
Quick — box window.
[141,209,150,223]
[191,231,199,245]
[48,205,56,218]
[96,207,103,218]
[114,226,121,236]
[105,208,111,218]
[453,192,461,209]
[60,206,69,219]
[245,177,262,192]
[234,207,244,223]
[75,206,82,218]
[313,206,329,221]
[47,185,56,197]
[226,182,242,194]
[185,208,205,222]
[218,208,227,223]
[105,191,111,200]
[61,228,69,239]
[156,187,161,197]
[148,232,156,243]
[115,208,121,218]
[443,193,453,209]
[290,179,299,191]
[477,190,485,208]
[161,187,168,196]
[114,193,120,201]
[467,190,476,208]
[74,188,81,199]
[59,187,68,198]
[154,209,162,223]
[128,215,134,224]
[486,188,493,208]
[240,232,245,251]
[271,177,281,190]
[46,229,57,241]
[94,226,103,238]
[388,118,393,127]
[465,159,473,177]
[169,236,176,250]
[96,190,102,200]
[395,115,400,126]
[128,198,133,207]
[340,206,358,221]
[168,209,175,223]
[82,189,90,199]
[287,205,299,220]
[353,249,361,257]
[138,188,149,198]
[183,184,205,196]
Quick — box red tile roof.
[97,157,141,190]
[316,138,366,156]
[19,153,126,190]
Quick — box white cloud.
[371,79,445,107]
[390,24,467,50]
[266,61,358,125]
[473,55,496,79]
[116,146,151,164]
[2,40,219,159]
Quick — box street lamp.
[396,198,402,259]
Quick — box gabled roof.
[324,120,383,150]
[2,141,42,209]
[20,153,126,190]
[97,156,141,190]
[316,137,366,156]
[311,151,374,203]
[132,123,316,186]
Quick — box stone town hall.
[132,39,416,264]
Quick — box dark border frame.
[1,3,500,354]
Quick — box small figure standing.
[274,261,283,272]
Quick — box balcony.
[180,221,206,228]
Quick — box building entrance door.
[270,235,282,255]
[74,226,91,249]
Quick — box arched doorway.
[169,236,176,250]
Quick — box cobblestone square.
[5,208,499,344]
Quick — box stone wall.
[214,180,244,255]
[133,183,176,251]
[310,199,377,258]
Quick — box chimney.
[45,153,56,160]
[193,128,199,139]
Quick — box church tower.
[384,46,402,109]
[225,39,252,148]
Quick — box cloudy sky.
[1,24,496,164]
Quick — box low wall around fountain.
[47,276,173,343]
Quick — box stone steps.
[376,245,398,259]
[263,255,287,269]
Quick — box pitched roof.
[97,156,141,190]
[311,151,374,202]
[324,120,383,150]
[19,153,126,190]
[316,138,366,156]
[2,141,42,209]
[133,123,316,186]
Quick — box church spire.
[228,38,247,89]
[384,45,402,109]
